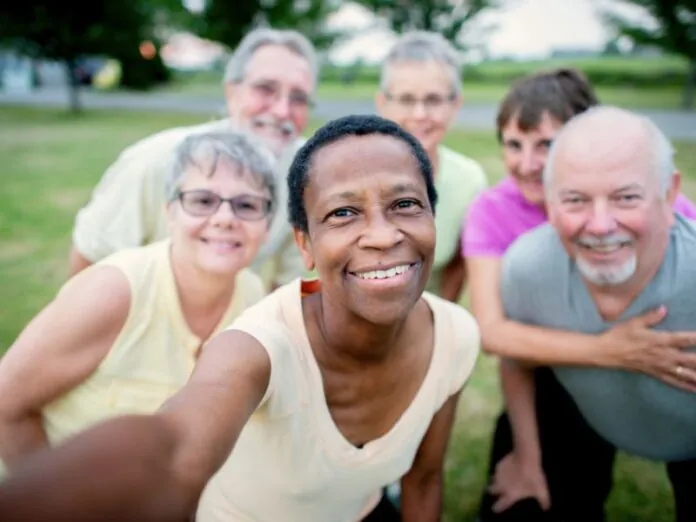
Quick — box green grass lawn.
[1,107,694,520]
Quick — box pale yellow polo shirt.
[196,279,480,522]
[426,146,488,295]
[72,119,307,288]
[42,239,265,444]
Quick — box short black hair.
[288,114,438,232]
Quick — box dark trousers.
[478,367,616,522]
[666,458,696,522]
[362,494,401,522]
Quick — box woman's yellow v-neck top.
[42,239,266,444]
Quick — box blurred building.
[160,33,226,71]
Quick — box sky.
[182,0,646,63]
[476,0,612,58]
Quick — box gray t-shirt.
[501,214,696,462]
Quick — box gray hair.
[380,30,462,93]
[543,105,675,197]
[223,28,318,88]
[167,130,278,219]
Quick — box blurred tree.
[354,0,498,48]
[0,0,186,112]
[197,0,340,51]
[196,0,260,49]
[604,0,696,109]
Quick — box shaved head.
[542,105,681,291]
[543,106,675,199]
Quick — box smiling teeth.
[580,243,628,253]
[356,264,410,280]
[592,245,620,252]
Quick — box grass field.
[2,107,695,520]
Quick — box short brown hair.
[496,68,599,142]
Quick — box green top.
[426,146,488,296]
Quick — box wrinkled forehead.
[383,59,454,93]
[303,136,428,216]
[181,156,271,194]
[243,45,314,88]
[552,133,656,192]
[311,134,421,182]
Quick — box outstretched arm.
[0,329,271,522]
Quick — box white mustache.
[250,115,296,137]
[576,234,633,248]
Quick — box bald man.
[498,106,696,522]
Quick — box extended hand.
[488,451,551,513]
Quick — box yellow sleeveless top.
[42,239,266,445]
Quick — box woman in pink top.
[462,69,696,522]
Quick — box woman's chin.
[196,259,245,278]
[518,182,546,207]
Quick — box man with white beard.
[495,106,696,522]
[68,28,317,289]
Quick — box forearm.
[500,360,541,465]
[439,274,464,303]
[482,320,613,367]
[400,471,443,522]
[439,258,465,303]
[68,246,93,277]
[0,415,198,522]
[0,414,49,469]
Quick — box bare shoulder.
[197,329,273,380]
[0,266,133,409]
[7,264,134,356]
[56,265,131,324]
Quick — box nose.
[357,213,404,251]
[518,148,542,177]
[585,201,617,236]
[269,92,292,120]
[411,101,428,120]
[210,200,241,228]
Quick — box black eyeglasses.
[176,190,272,221]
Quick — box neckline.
[283,280,443,460]
[160,241,244,355]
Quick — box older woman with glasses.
[376,30,488,302]
[0,130,275,476]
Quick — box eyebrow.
[319,182,423,206]
[384,182,423,197]
[613,183,644,193]
[558,183,646,197]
